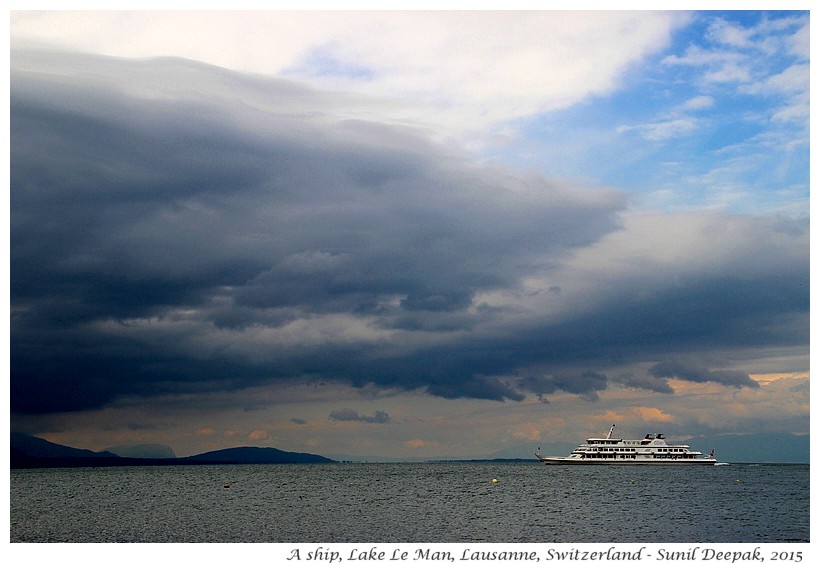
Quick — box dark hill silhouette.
[10,433,336,468]
[11,432,118,458]
[187,446,333,464]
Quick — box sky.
[8,8,812,462]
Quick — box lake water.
[10,462,809,543]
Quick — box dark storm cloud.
[10,51,809,415]
[649,360,759,389]
[608,372,675,394]
[329,409,391,424]
[518,371,608,403]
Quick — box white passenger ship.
[536,425,717,465]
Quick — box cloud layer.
[10,11,686,135]
[10,50,809,417]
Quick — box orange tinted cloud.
[405,439,430,449]
[631,407,674,423]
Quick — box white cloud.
[741,63,809,124]
[617,96,714,143]
[743,62,808,96]
[703,62,751,84]
[617,117,700,141]
[680,95,714,111]
[706,17,755,49]
[661,44,745,68]
[786,20,810,59]
[10,11,686,134]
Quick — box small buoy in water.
[223,483,231,488]
[492,478,499,484]
[735,479,742,483]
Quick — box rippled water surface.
[11,462,809,543]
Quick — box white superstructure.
[536,425,717,465]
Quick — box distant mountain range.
[10,433,336,468]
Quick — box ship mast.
[606,424,616,439]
